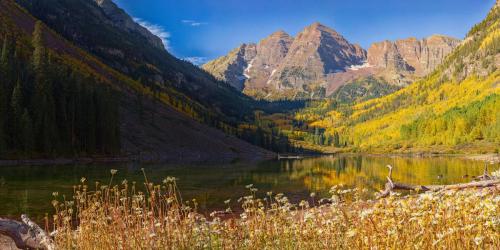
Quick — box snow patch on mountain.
[243,59,255,79]
[346,61,372,71]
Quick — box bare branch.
[0,215,54,250]
[378,164,500,198]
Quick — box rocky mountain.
[244,31,294,91]
[204,23,366,100]
[266,23,367,99]
[367,35,461,85]
[94,0,165,50]
[202,43,258,91]
[203,30,293,92]
[204,23,460,100]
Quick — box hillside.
[16,0,261,123]
[301,1,500,153]
[0,0,275,162]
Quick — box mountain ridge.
[367,35,461,85]
[204,23,460,100]
[94,0,165,50]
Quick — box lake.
[0,155,492,221]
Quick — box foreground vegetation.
[49,170,500,249]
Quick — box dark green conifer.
[32,21,58,154]
[21,109,34,153]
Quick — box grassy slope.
[0,0,274,162]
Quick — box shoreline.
[0,157,130,167]
[1,152,498,167]
[0,153,278,167]
[335,152,500,161]
[463,153,500,163]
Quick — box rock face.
[94,0,165,50]
[204,23,460,100]
[202,30,293,92]
[266,23,366,98]
[367,35,460,85]
[202,44,257,91]
[245,31,294,91]
[204,22,367,99]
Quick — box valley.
[0,0,499,249]
[203,4,499,155]
[1,0,497,161]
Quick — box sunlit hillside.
[305,4,500,153]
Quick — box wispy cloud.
[133,18,171,51]
[182,20,208,27]
[183,57,208,66]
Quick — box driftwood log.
[378,165,500,198]
[0,215,54,250]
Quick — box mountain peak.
[263,30,293,41]
[304,22,339,34]
[204,22,367,99]
[308,22,325,28]
[268,30,292,39]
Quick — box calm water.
[0,155,494,221]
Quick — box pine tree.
[0,21,122,157]
[0,37,11,155]
[1,36,13,84]
[20,109,34,153]
[11,79,23,118]
[0,78,6,155]
[86,86,96,153]
[10,79,24,148]
[32,21,58,154]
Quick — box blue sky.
[114,0,495,65]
